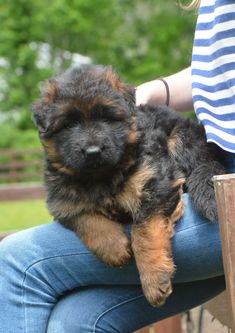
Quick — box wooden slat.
[0,173,43,182]
[0,148,43,183]
[0,148,43,157]
[0,232,14,241]
[213,173,235,332]
[134,315,182,333]
[0,184,46,201]
[0,160,42,170]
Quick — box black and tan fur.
[31,65,225,306]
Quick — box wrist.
[157,78,170,106]
[136,79,169,106]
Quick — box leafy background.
[0,0,197,149]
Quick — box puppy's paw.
[196,199,218,222]
[203,202,218,222]
[142,271,173,307]
[77,215,132,267]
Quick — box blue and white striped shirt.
[191,0,235,152]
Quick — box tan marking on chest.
[49,199,88,219]
[116,164,154,215]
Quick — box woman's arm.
[136,67,193,112]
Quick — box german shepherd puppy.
[31,65,225,306]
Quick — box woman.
[0,0,234,332]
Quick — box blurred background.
[0,0,196,231]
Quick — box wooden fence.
[0,148,43,183]
[0,183,46,201]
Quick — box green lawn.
[0,200,52,231]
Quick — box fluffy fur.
[32,65,225,306]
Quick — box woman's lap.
[0,193,224,283]
[0,193,225,332]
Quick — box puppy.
[31,65,225,306]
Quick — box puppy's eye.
[107,115,124,122]
[92,106,125,122]
[99,115,124,124]
[69,110,83,123]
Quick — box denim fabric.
[0,153,234,333]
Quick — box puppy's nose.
[85,146,101,158]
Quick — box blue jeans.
[0,153,234,333]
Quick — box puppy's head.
[31,65,138,176]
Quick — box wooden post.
[213,173,235,332]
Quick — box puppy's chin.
[71,157,120,178]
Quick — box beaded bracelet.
[158,78,170,107]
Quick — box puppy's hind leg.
[186,161,225,222]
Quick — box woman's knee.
[47,286,144,333]
[0,231,37,297]
[0,226,60,281]
[0,231,31,268]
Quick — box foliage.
[0,0,197,145]
[0,123,41,148]
[103,1,197,83]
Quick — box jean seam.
[92,294,144,333]
[21,252,91,333]
[175,221,217,233]
[23,251,91,274]
[22,275,26,333]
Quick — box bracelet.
[158,78,170,106]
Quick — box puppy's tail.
[186,161,225,222]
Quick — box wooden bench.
[211,174,235,331]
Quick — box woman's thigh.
[172,194,223,282]
[47,276,225,333]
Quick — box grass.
[0,200,52,231]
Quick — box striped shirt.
[191,0,235,152]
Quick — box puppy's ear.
[31,100,59,136]
[121,83,136,110]
[105,67,136,110]
[31,79,61,136]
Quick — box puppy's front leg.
[131,175,185,306]
[132,215,175,307]
[71,214,132,267]
[131,191,184,307]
